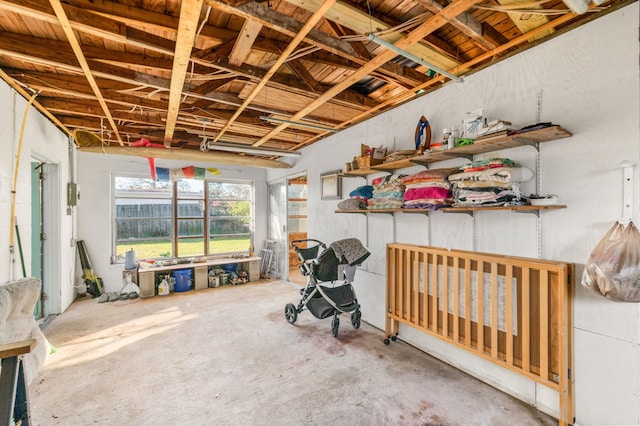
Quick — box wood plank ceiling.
[0,0,631,167]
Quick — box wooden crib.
[385,243,574,425]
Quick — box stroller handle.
[290,239,326,249]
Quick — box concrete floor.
[30,280,556,425]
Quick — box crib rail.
[385,243,574,425]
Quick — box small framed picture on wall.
[320,170,342,200]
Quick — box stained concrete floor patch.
[30,280,555,425]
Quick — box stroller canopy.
[314,238,370,282]
[329,238,370,266]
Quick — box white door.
[267,180,287,279]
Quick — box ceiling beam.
[229,19,263,66]
[286,59,324,93]
[204,0,426,89]
[48,0,123,145]
[291,8,586,150]
[413,0,499,51]
[253,0,483,146]
[59,0,238,44]
[164,0,204,146]
[284,0,458,70]
[212,0,338,143]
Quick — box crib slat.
[477,260,484,353]
[522,267,531,373]
[397,249,407,318]
[404,249,411,321]
[540,270,550,381]
[453,257,460,342]
[465,259,472,347]
[506,264,514,366]
[491,262,499,359]
[412,251,419,325]
[422,251,429,329]
[430,253,438,332]
[442,255,449,337]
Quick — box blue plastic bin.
[172,269,193,292]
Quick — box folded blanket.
[401,167,458,184]
[405,182,451,190]
[349,185,374,199]
[371,174,406,186]
[448,167,533,183]
[337,198,367,210]
[458,158,518,171]
[404,186,450,201]
[455,180,512,189]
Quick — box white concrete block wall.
[267,5,640,424]
[75,153,269,293]
[0,86,75,314]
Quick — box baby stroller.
[285,238,370,338]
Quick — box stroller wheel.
[284,303,297,324]
[351,310,361,329]
[331,316,340,338]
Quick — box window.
[113,175,253,261]
[208,181,252,255]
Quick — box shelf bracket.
[512,209,540,217]
[443,152,474,161]
[511,138,540,152]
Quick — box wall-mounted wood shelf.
[341,126,572,177]
[411,126,572,166]
[336,205,566,215]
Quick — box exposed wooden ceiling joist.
[48,0,123,145]
[213,0,337,143]
[229,19,263,66]
[163,0,203,146]
[253,0,484,146]
[0,0,623,166]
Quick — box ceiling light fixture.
[206,142,302,158]
[367,33,463,83]
[260,116,339,133]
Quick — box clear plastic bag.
[581,221,640,302]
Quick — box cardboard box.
[360,144,387,167]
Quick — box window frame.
[111,173,254,262]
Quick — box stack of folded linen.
[337,185,373,210]
[401,167,458,210]
[448,158,532,207]
[368,174,406,210]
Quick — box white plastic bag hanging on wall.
[581,221,640,302]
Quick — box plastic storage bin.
[172,269,193,292]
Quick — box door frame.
[267,171,307,282]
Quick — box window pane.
[209,200,249,217]
[178,219,204,237]
[288,218,307,233]
[115,177,173,260]
[177,179,204,199]
[287,200,307,216]
[209,218,250,236]
[177,237,205,257]
[177,200,204,218]
[208,182,251,200]
[115,177,172,197]
[209,235,250,255]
